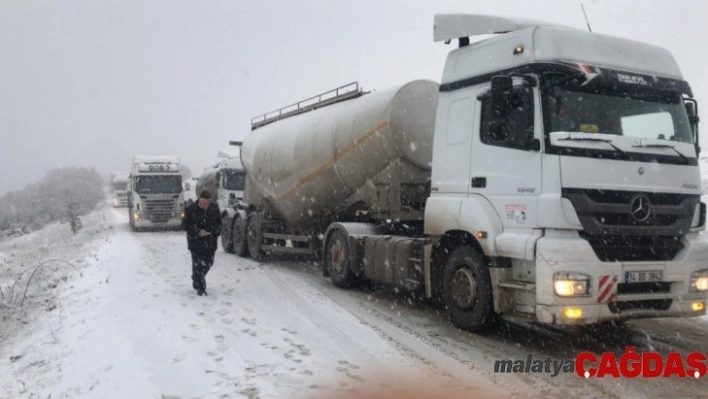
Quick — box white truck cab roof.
[436,14,684,86]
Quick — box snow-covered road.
[2,206,708,398]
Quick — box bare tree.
[0,167,104,235]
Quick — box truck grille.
[144,199,176,223]
[608,299,672,313]
[563,188,697,262]
[617,282,672,295]
[580,233,683,262]
[563,188,698,235]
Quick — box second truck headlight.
[690,270,708,292]
[554,272,590,297]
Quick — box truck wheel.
[246,213,264,261]
[232,215,249,257]
[325,229,359,288]
[443,246,495,332]
[221,216,234,254]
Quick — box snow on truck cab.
[128,156,184,231]
[222,15,708,332]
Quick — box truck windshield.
[134,175,182,194]
[223,171,246,191]
[112,182,128,191]
[544,86,692,144]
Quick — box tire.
[232,215,249,257]
[325,229,359,288]
[443,245,495,332]
[221,216,235,254]
[246,213,264,261]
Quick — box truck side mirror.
[686,101,696,118]
[685,100,700,154]
[490,76,513,136]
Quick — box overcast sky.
[1,0,707,194]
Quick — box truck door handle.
[471,177,486,188]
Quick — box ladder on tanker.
[251,82,365,130]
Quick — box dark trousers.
[191,250,215,291]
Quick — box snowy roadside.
[0,205,115,397]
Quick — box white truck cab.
[425,15,707,327]
[197,157,246,210]
[197,156,247,251]
[128,156,184,231]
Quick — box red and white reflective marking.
[597,275,618,303]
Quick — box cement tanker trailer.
[227,79,439,280]
[239,80,436,232]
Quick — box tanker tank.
[241,80,439,229]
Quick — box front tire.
[325,229,359,288]
[443,245,495,332]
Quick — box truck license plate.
[624,271,663,283]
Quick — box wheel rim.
[451,267,477,309]
[329,239,345,274]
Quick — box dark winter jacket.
[182,201,222,254]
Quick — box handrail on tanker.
[251,82,364,130]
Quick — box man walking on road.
[182,190,221,296]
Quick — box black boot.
[197,275,207,296]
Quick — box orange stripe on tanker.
[276,121,389,202]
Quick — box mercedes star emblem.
[629,194,651,222]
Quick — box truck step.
[498,280,536,291]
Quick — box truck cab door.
[430,90,474,195]
[470,78,542,229]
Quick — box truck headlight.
[554,272,590,297]
[133,212,140,221]
[690,270,708,292]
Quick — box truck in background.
[182,177,199,208]
[197,153,247,252]
[222,15,708,332]
[128,156,184,231]
[110,173,130,207]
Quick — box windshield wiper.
[633,143,689,163]
[557,136,632,160]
